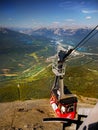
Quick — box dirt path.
[0,98,97,130]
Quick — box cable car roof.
[59,94,77,105]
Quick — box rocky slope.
[0,98,97,130]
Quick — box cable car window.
[66,104,74,113]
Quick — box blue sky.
[0,0,98,29]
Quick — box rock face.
[0,98,97,130]
[0,99,61,130]
[78,102,98,130]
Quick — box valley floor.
[0,98,97,130]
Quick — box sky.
[0,0,98,29]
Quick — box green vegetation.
[0,81,19,102]
[0,63,98,102]
[65,65,98,98]
[0,66,54,102]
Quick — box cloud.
[52,22,60,24]
[59,0,85,10]
[82,10,98,14]
[86,16,92,20]
[65,19,75,22]
[49,21,61,28]
[59,1,72,8]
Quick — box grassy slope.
[0,66,53,102]
[0,63,98,102]
[64,65,98,98]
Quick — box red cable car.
[50,49,78,120]
[50,86,77,119]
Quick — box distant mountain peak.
[0,27,8,34]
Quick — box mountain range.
[18,27,91,38]
[13,26,98,53]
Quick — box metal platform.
[43,117,83,130]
